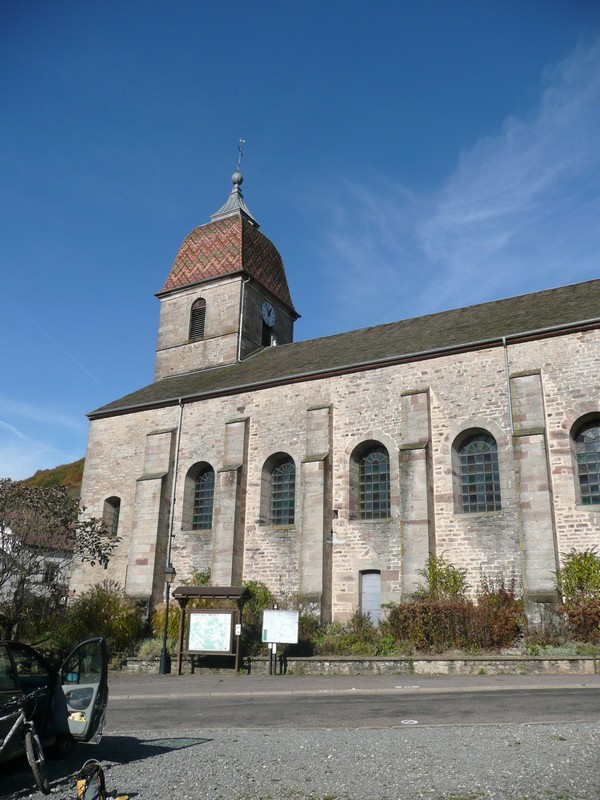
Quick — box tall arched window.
[356,444,390,520]
[192,465,215,529]
[270,456,296,526]
[189,298,206,340]
[458,433,501,513]
[103,496,121,538]
[574,421,600,505]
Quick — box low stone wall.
[124,654,598,676]
[248,655,598,676]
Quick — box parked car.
[0,637,108,763]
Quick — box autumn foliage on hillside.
[23,457,85,496]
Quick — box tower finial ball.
[232,171,243,186]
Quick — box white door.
[360,571,381,624]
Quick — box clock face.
[261,301,276,327]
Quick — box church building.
[72,170,600,622]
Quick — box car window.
[62,640,103,684]
[9,644,51,690]
[0,645,18,691]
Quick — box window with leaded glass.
[575,422,600,505]
[192,467,215,530]
[359,446,390,520]
[189,298,206,340]
[271,457,295,526]
[103,497,121,538]
[459,434,501,513]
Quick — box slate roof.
[158,214,296,312]
[90,278,600,419]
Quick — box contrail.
[18,308,101,384]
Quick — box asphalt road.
[2,674,600,800]
[107,687,600,730]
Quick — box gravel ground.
[2,722,600,800]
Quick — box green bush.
[137,636,178,659]
[414,553,469,601]
[241,579,275,656]
[151,603,181,640]
[554,549,600,644]
[59,580,146,655]
[313,612,385,656]
[556,548,600,601]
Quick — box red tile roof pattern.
[159,214,295,311]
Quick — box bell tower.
[154,170,299,381]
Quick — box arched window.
[458,433,501,513]
[574,421,600,505]
[189,298,206,340]
[192,465,215,530]
[270,456,296,525]
[353,444,390,520]
[103,496,121,538]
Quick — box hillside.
[23,457,85,496]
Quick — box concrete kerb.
[107,669,600,702]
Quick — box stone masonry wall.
[75,328,600,620]
[154,277,242,379]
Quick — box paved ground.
[2,671,599,800]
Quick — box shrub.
[553,548,600,644]
[555,548,600,602]
[382,598,522,653]
[313,612,385,656]
[241,579,275,656]
[151,603,181,640]
[414,553,469,601]
[137,636,177,659]
[59,580,146,655]
[563,598,600,643]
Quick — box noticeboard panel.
[262,609,299,644]
[187,610,235,654]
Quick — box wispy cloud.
[0,419,26,440]
[0,397,86,477]
[323,37,600,327]
[0,396,85,432]
[0,411,83,479]
[0,440,76,481]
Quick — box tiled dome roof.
[159,215,295,311]
[159,173,296,312]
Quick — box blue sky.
[1,0,599,480]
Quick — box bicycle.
[0,687,51,794]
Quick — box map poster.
[262,609,299,644]
[187,610,234,654]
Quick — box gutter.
[164,398,184,588]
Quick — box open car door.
[59,637,108,743]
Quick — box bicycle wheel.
[24,728,51,794]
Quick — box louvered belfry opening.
[189,298,206,340]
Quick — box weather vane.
[237,138,246,172]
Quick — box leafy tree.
[0,478,118,639]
